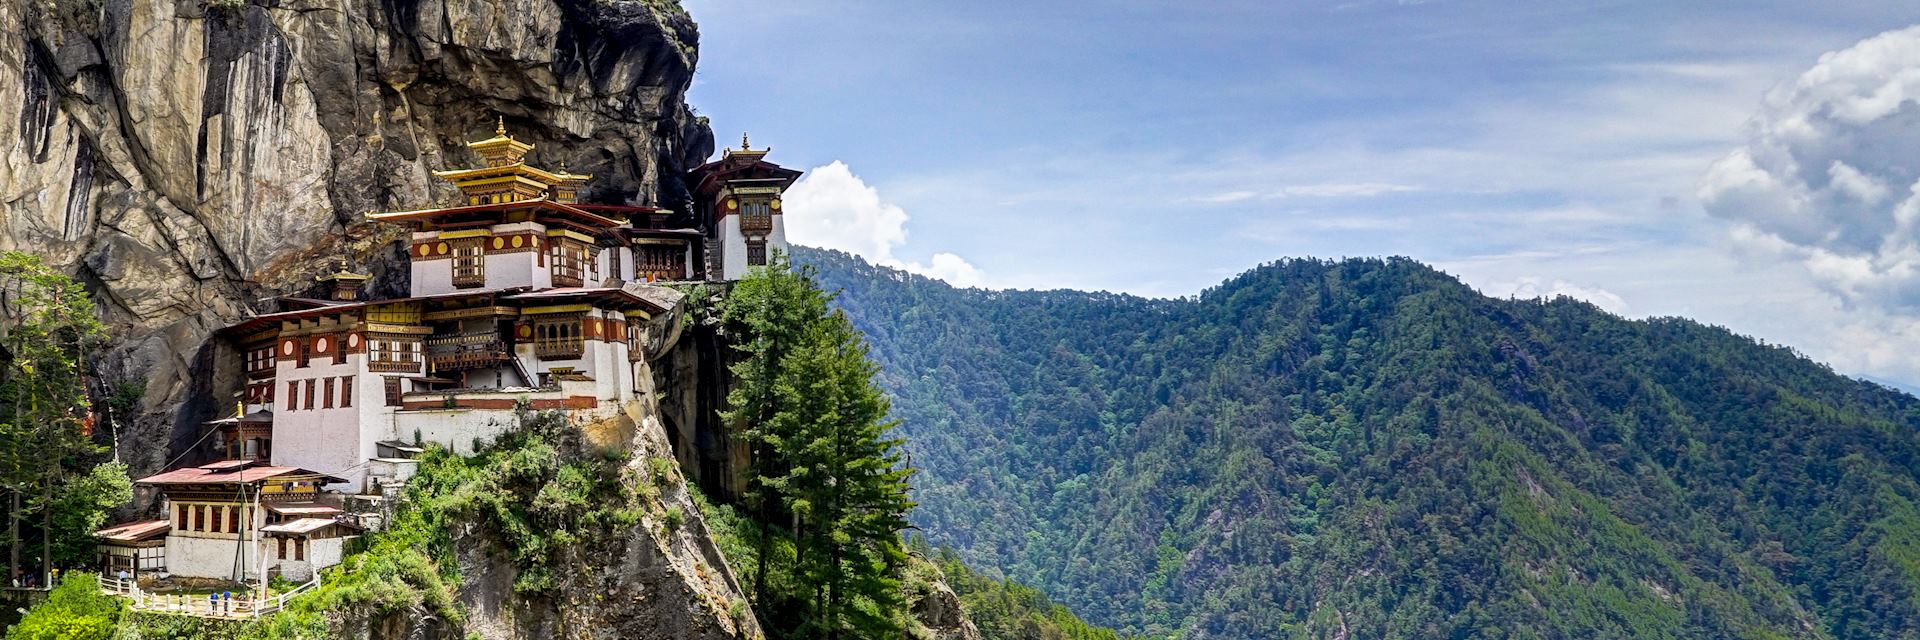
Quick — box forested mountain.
[797,246,1920,639]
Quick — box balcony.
[427,333,514,371]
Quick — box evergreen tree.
[0,251,127,580]
[722,254,917,639]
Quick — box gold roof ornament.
[467,114,534,167]
[728,131,768,159]
[316,260,370,284]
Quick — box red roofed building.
[114,461,346,581]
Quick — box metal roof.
[95,520,170,543]
[136,461,345,487]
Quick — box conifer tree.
[721,253,917,640]
[0,252,126,580]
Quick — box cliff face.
[0,0,714,477]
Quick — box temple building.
[108,119,803,583]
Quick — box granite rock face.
[0,0,713,477]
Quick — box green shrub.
[6,575,125,640]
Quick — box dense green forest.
[798,246,1920,639]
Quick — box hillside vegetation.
[800,246,1920,639]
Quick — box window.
[176,504,187,531]
[627,320,646,362]
[636,244,687,281]
[533,315,584,359]
[550,239,590,287]
[285,382,298,411]
[294,539,305,561]
[323,378,335,409]
[246,346,275,376]
[740,199,773,232]
[450,237,486,288]
[370,339,421,373]
[340,376,354,408]
[228,507,239,533]
[746,242,767,266]
[303,379,315,411]
[296,339,310,368]
[277,538,286,559]
[385,377,403,407]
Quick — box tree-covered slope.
[797,246,1920,639]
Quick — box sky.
[682,0,1920,388]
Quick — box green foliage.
[6,575,124,640]
[0,251,120,573]
[720,254,917,640]
[46,461,132,567]
[906,538,1139,640]
[801,246,1920,639]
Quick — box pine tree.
[0,251,124,580]
[722,253,917,640]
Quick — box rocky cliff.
[0,0,714,479]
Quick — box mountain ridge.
[797,245,1920,639]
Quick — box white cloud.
[1699,25,1920,311]
[784,161,988,287]
[1483,276,1631,316]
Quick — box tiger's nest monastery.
[100,123,801,584]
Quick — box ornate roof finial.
[742,131,751,150]
[496,115,507,137]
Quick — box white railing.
[101,575,322,619]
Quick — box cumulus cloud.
[1486,276,1630,316]
[1699,25,1920,311]
[784,161,988,287]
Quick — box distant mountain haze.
[798,246,1920,639]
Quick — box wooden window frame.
[285,381,298,411]
[532,314,585,360]
[384,377,403,407]
[549,239,589,287]
[303,379,315,411]
[746,241,768,267]
[323,378,335,409]
[369,339,422,373]
[341,376,354,408]
[740,199,773,233]
[450,237,486,288]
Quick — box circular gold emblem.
[492,237,505,250]
[512,236,525,248]
[516,325,533,339]
[436,242,449,256]
[417,244,431,257]
[770,199,782,211]
[726,199,738,211]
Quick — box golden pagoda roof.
[316,260,369,283]
[432,162,573,184]
[720,131,769,160]
[467,116,534,157]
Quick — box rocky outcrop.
[0,0,714,478]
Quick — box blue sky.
[684,1,1920,387]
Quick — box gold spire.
[496,115,507,137]
[741,131,751,150]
